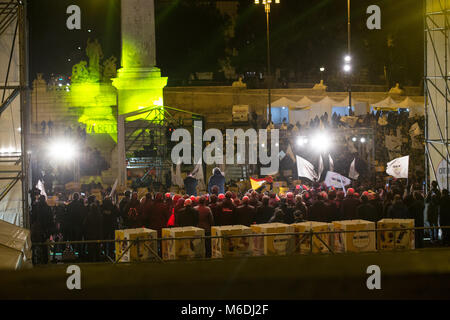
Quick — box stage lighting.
[360,137,366,143]
[343,64,351,72]
[296,136,308,146]
[47,139,78,161]
[344,55,351,62]
[311,134,329,152]
[352,137,357,142]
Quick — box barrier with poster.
[292,221,333,254]
[377,219,415,250]
[211,225,252,258]
[332,220,377,253]
[161,227,205,260]
[251,223,295,256]
[115,228,158,262]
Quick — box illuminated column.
[112,0,167,116]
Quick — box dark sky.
[28,0,423,84]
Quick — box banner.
[348,158,359,180]
[386,155,409,179]
[296,155,318,181]
[318,155,324,180]
[325,171,351,188]
[250,176,273,191]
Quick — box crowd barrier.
[32,223,450,265]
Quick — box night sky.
[28,0,423,85]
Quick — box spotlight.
[360,137,366,143]
[343,64,351,72]
[297,136,308,146]
[311,134,329,152]
[320,67,325,72]
[344,55,351,62]
[47,139,78,161]
[352,137,357,142]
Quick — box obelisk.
[112,0,167,116]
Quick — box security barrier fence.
[31,225,450,265]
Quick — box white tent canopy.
[372,96,400,109]
[310,96,337,118]
[398,97,424,117]
[334,96,361,107]
[295,96,316,108]
[270,97,297,108]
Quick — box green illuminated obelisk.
[112,0,168,119]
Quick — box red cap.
[362,191,369,197]
[242,196,250,202]
[184,199,192,206]
[296,185,301,190]
[165,192,171,199]
[354,192,360,197]
[190,196,196,202]
[286,192,294,199]
[347,188,355,195]
[218,193,225,200]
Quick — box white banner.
[348,158,359,180]
[324,171,351,188]
[318,155,324,180]
[296,155,318,181]
[386,155,409,179]
[328,154,334,172]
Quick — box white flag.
[175,162,184,187]
[349,158,359,180]
[191,160,206,190]
[296,155,318,181]
[386,155,409,179]
[109,179,118,198]
[328,154,334,172]
[36,180,47,199]
[324,171,351,189]
[318,155,324,180]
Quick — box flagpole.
[339,175,347,196]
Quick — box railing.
[31,226,449,265]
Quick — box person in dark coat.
[356,195,378,222]
[387,195,409,219]
[255,196,274,224]
[124,192,141,229]
[83,195,103,262]
[308,192,328,222]
[408,192,425,248]
[118,190,131,228]
[101,196,119,259]
[66,193,87,259]
[194,196,214,257]
[341,188,361,220]
[208,167,225,194]
[31,195,55,264]
[175,199,198,227]
[326,190,341,222]
[440,189,450,246]
[426,181,441,241]
[184,173,198,196]
[235,196,256,226]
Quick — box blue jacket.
[208,168,225,194]
[184,176,198,196]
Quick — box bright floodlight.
[352,137,357,142]
[320,67,325,72]
[297,136,308,146]
[344,55,351,62]
[343,64,351,72]
[360,137,366,143]
[311,134,330,152]
[48,139,78,161]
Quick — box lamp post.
[255,0,280,124]
[345,0,352,111]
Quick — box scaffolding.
[0,0,30,227]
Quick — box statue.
[71,61,89,83]
[86,38,103,82]
[102,56,117,83]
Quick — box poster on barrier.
[377,219,415,250]
[332,220,376,253]
[250,223,295,256]
[114,228,158,262]
[291,222,333,254]
[161,227,205,260]
[211,225,252,258]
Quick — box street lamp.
[254,0,280,124]
[346,0,352,111]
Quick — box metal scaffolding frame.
[0,0,30,227]
[424,0,450,191]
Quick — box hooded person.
[184,173,198,196]
[208,167,225,194]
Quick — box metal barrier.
[32,226,450,265]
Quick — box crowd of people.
[29,169,450,264]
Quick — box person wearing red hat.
[147,192,170,239]
[235,196,256,226]
[218,193,225,200]
[218,191,235,226]
[208,194,221,226]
